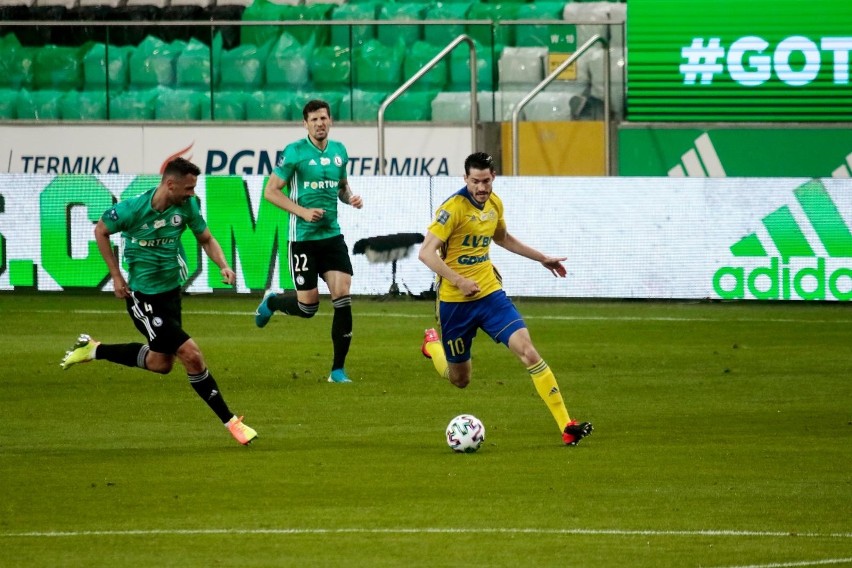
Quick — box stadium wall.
[3,174,852,301]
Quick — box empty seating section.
[0,0,625,122]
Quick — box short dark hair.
[162,157,201,179]
[303,99,331,121]
[464,152,495,175]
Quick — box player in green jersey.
[60,158,258,446]
[254,99,363,384]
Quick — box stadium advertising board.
[0,125,470,176]
[618,127,852,177]
[2,175,852,301]
[626,0,852,121]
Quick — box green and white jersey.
[272,136,349,242]
[101,187,207,294]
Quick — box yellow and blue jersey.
[426,187,506,303]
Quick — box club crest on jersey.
[170,214,182,226]
[152,317,163,327]
[334,156,343,167]
[296,275,305,286]
[436,209,450,225]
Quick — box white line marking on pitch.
[2,528,851,539]
[706,558,852,568]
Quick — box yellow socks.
[425,340,450,379]
[528,360,571,430]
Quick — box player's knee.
[449,373,470,389]
[299,302,319,318]
[518,344,541,366]
[147,358,173,374]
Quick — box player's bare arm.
[338,179,363,209]
[94,219,130,298]
[418,231,481,297]
[196,228,236,285]
[493,228,567,278]
[263,172,325,222]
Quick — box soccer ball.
[446,414,485,453]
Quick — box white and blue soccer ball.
[446,414,485,453]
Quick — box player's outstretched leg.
[421,328,449,379]
[254,290,277,328]
[60,334,100,370]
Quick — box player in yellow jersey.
[418,152,592,446]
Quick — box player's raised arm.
[492,227,567,277]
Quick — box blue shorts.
[438,290,526,363]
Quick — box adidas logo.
[669,136,852,179]
[668,133,726,178]
[714,179,852,300]
[548,386,560,396]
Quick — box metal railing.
[510,34,610,176]
[377,34,478,176]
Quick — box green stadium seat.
[129,36,185,89]
[423,2,470,47]
[213,91,246,121]
[219,42,271,90]
[16,89,62,120]
[245,90,296,121]
[330,2,379,48]
[33,44,85,90]
[310,45,352,91]
[354,40,403,91]
[266,33,311,89]
[155,88,208,120]
[377,3,426,47]
[288,3,335,47]
[403,41,448,91]
[109,88,157,120]
[176,38,219,90]
[240,0,294,48]
[338,88,386,122]
[0,35,34,90]
[383,90,436,121]
[0,88,18,119]
[83,43,132,92]
[515,2,567,48]
[60,90,108,120]
[466,3,521,48]
[449,40,500,91]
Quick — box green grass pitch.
[1,294,850,567]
